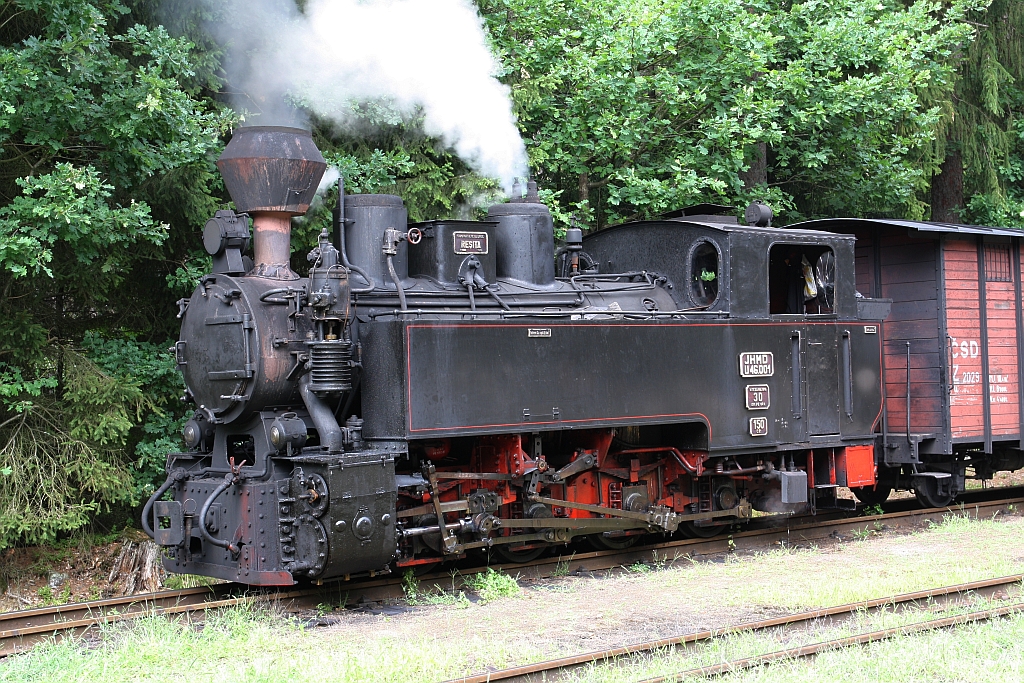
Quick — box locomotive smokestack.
[217,126,327,280]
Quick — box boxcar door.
[806,326,841,434]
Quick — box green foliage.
[940,0,1024,221]
[863,504,886,517]
[0,2,230,188]
[0,163,165,278]
[0,348,136,547]
[81,332,186,502]
[482,0,977,225]
[0,0,226,546]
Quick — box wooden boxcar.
[794,218,1024,506]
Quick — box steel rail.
[638,601,1024,682]
[2,490,1021,658]
[444,575,1024,683]
[0,583,316,657]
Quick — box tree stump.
[107,541,163,595]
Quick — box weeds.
[401,569,470,607]
[401,569,420,602]
[35,582,71,606]
[863,504,885,516]
[463,568,520,601]
[551,553,576,577]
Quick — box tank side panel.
[359,320,409,440]
[403,321,881,449]
[944,238,985,438]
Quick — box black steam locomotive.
[143,127,893,585]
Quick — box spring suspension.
[308,339,353,395]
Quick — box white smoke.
[210,0,528,191]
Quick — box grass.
[162,574,219,591]
[0,603,531,683]
[462,568,520,602]
[33,583,71,607]
[0,606,483,679]
[3,511,1022,682]
[649,511,1024,612]
[545,597,1024,682]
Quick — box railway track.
[445,575,1024,683]
[0,583,319,657]
[2,489,1021,658]
[637,601,1024,682]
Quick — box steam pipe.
[484,285,512,310]
[386,254,408,311]
[336,178,375,293]
[199,473,239,554]
[612,447,704,475]
[141,474,175,538]
[299,373,344,452]
[721,465,768,476]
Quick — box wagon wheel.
[851,467,897,506]
[815,251,836,309]
[914,477,954,509]
[851,483,893,506]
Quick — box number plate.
[739,352,774,377]
[749,417,769,436]
[746,384,770,410]
[454,231,488,254]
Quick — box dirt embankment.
[1,530,164,611]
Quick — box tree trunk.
[931,148,964,223]
[740,143,767,190]
[578,171,589,204]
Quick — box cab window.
[690,240,720,307]
[769,244,835,314]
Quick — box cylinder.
[486,201,556,287]
[344,194,408,290]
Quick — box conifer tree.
[931,0,1024,224]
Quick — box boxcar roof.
[793,217,1024,239]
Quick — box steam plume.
[208,0,528,191]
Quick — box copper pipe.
[612,447,705,475]
[252,213,292,267]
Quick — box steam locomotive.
[143,126,958,585]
